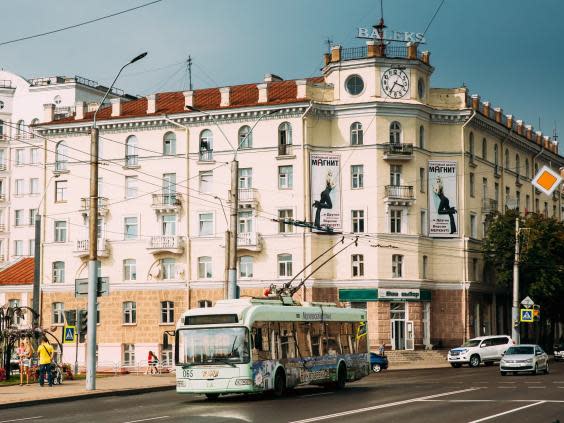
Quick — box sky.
[1,0,563,153]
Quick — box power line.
[422,0,447,38]
[0,0,164,47]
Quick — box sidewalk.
[0,373,176,409]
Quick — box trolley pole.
[511,217,520,344]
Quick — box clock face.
[381,68,409,99]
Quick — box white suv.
[448,335,513,368]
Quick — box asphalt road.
[2,362,563,423]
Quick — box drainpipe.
[163,115,191,309]
[301,102,313,302]
[532,146,544,213]
[461,110,476,340]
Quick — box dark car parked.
[554,342,564,362]
[370,352,389,373]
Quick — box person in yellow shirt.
[37,336,54,387]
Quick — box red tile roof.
[0,258,34,285]
[45,77,325,126]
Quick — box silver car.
[500,344,549,376]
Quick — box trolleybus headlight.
[235,378,253,386]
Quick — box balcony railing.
[199,149,213,161]
[278,144,293,156]
[482,198,498,214]
[385,185,414,200]
[237,232,262,251]
[147,235,184,254]
[74,238,109,257]
[80,197,109,213]
[152,193,181,208]
[55,161,68,172]
[383,143,414,158]
[228,188,258,205]
[125,155,139,167]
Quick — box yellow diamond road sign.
[531,165,563,196]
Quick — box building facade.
[35,42,564,367]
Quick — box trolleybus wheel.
[273,368,286,398]
[205,393,220,400]
[336,363,347,390]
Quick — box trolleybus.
[171,297,369,398]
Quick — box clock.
[381,68,409,99]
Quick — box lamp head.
[130,52,148,64]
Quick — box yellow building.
[35,41,564,367]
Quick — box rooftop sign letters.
[357,27,426,44]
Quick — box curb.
[0,384,175,410]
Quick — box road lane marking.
[0,418,43,423]
[287,388,481,423]
[467,401,545,423]
[498,386,516,388]
[527,386,546,388]
[301,392,334,398]
[122,417,170,423]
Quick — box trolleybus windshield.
[176,327,250,366]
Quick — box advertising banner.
[310,152,341,233]
[428,160,458,237]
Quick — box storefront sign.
[428,160,459,238]
[377,289,420,301]
[357,27,426,44]
[310,152,342,233]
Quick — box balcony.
[0,163,6,171]
[277,144,295,158]
[124,155,139,168]
[229,188,259,208]
[383,143,414,160]
[199,149,214,162]
[482,198,498,214]
[494,165,501,178]
[54,162,69,174]
[0,194,6,202]
[0,224,5,232]
[147,235,185,254]
[80,197,109,215]
[237,232,262,252]
[151,193,182,213]
[384,185,414,205]
[74,238,110,258]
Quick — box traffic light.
[64,310,77,326]
[533,305,541,322]
[78,309,87,342]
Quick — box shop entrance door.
[390,302,406,350]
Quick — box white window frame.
[278,165,293,189]
[123,344,135,366]
[351,165,364,189]
[420,209,428,236]
[125,176,138,199]
[392,254,403,278]
[52,302,64,325]
[239,255,253,278]
[15,179,25,196]
[238,125,252,149]
[163,132,176,156]
[30,178,39,195]
[198,256,212,279]
[350,122,363,145]
[124,216,139,240]
[54,220,67,243]
[161,258,176,280]
[123,302,137,325]
[161,301,174,324]
[198,212,214,237]
[199,171,213,193]
[351,254,364,277]
[55,180,67,202]
[389,208,403,234]
[238,168,252,189]
[277,253,293,277]
[351,209,365,233]
[52,261,65,283]
[123,259,137,281]
[278,209,294,233]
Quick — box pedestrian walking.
[146,351,159,375]
[37,336,54,387]
[17,339,33,385]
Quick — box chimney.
[366,40,377,58]
[421,51,430,64]
[146,94,156,114]
[471,94,480,110]
[506,114,513,129]
[407,42,417,60]
[257,83,269,103]
[219,87,230,107]
[75,101,85,120]
[296,80,307,98]
[324,53,331,66]
[111,98,122,117]
[525,125,532,140]
[482,101,490,117]
[516,120,523,135]
[494,107,502,123]
[183,90,194,109]
[535,131,542,145]
[331,45,341,62]
[543,136,550,149]
[43,104,55,123]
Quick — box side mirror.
[163,332,170,351]
[501,352,505,356]
[480,343,486,348]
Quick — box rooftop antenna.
[373,0,387,53]
[553,121,558,142]
[187,55,193,91]
[325,37,333,53]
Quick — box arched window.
[16,120,25,136]
[238,125,252,149]
[494,144,499,166]
[278,122,292,146]
[482,138,487,160]
[55,141,67,171]
[469,132,475,160]
[525,159,530,178]
[30,118,39,138]
[163,132,176,156]
[199,129,213,160]
[350,122,363,145]
[125,135,138,166]
[515,154,520,175]
[389,121,401,144]
[277,253,293,277]
[52,261,65,283]
[505,148,509,169]
[419,125,425,149]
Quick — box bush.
[0,368,6,381]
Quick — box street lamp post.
[186,106,279,299]
[87,52,147,391]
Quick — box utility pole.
[188,55,193,91]
[87,52,147,391]
[228,160,239,299]
[511,217,520,344]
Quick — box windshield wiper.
[210,358,236,367]
[182,363,199,369]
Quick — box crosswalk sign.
[63,325,76,344]
[520,309,533,323]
